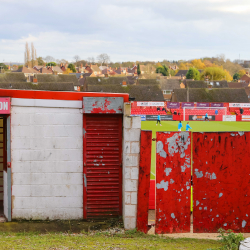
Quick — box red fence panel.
[193,132,250,233]
[149,180,155,209]
[136,130,152,233]
[155,132,191,234]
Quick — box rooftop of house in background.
[79,76,163,101]
[69,73,84,79]
[46,66,63,74]
[99,66,108,71]
[160,79,183,91]
[184,80,228,88]
[14,67,38,74]
[0,72,75,91]
[175,69,203,77]
[228,82,250,88]
[0,72,27,83]
[172,88,249,103]
[90,64,101,73]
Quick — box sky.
[0,0,250,63]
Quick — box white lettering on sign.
[137,102,165,106]
[0,102,8,110]
[229,103,250,108]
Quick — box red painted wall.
[155,132,191,234]
[137,131,152,233]
[193,132,250,233]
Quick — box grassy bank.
[0,230,223,250]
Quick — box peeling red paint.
[83,97,123,114]
[193,132,250,233]
[137,131,152,233]
[155,132,191,234]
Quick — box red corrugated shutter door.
[83,114,122,219]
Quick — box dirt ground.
[147,210,250,240]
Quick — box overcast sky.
[0,0,249,63]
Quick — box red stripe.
[0,89,129,102]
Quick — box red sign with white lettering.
[0,98,10,114]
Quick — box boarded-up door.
[156,132,191,234]
[83,114,123,219]
[193,132,250,233]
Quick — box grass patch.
[0,231,223,250]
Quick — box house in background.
[160,79,185,101]
[240,73,250,84]
[13,67,39,82]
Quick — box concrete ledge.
[0,220,122,233]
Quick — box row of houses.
[1,72,249,103]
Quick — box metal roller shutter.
[83,114,123,219]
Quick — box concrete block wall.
[11,106,83,220]
[123,115,141,229]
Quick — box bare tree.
[43,56,55,63]
[96,53,110,66]
[74,55,80,63]
[87,57,95,64]
[31,42,38,67]
[24,42,31,67]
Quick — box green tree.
[37,57,45,66]
[201,67,232,81]
[0,63,8,70]
[68,63,76,73]
[233,73,240,81]
[46,62,57,66]
[186,67,200,80]
[156,65,169,76]
[137,64,141,75]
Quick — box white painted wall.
[123,115,141,229]
[11,106,83,220]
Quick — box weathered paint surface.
[155,132,191,234]
[136,130,152,233]
[82,97,123,114]
[83,114,123,219]
[193,132,250,233]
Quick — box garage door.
[83,114,123,219]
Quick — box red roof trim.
[0,89,130,102]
